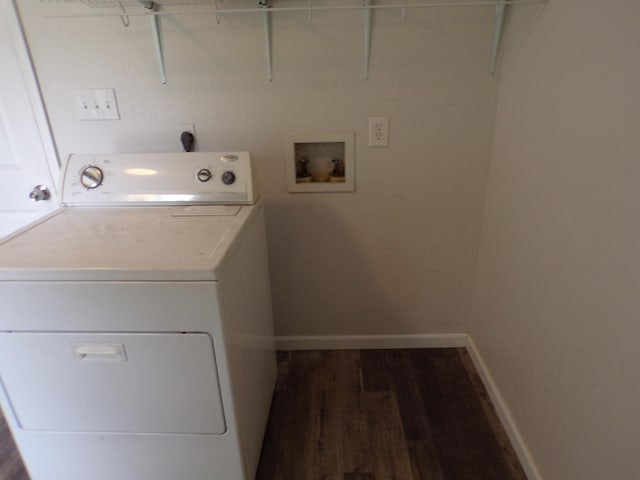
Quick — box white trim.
[466,336,542,480]
[1,0,60,187]
[275,333,468,351]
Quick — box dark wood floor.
[0,410,28,480]
[255,348,526,480]
[0,348,526,480]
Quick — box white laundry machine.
[0,152,276,480]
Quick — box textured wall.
[18,0,498,336]
[470,1,640,478]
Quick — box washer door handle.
[72,343,127,362]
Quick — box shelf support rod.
[363,0,372,80]
[142,2,167,85]
[489,1,506,75]
[260,0,273,81]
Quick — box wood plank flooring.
[0,348,526,480]
[0,409,28,480]
[255,348,527,480]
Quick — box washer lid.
[0,203,258,281]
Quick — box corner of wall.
[466,335,542,480]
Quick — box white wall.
[471,1,640,478]
[17,0,498,336]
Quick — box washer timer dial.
[80,166,104,189]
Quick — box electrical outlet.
[368,116,389,147]
[179,122,195,136]
[73,89,120,121]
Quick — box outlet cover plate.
[368,116,389,147]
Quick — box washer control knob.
[196,168,213,183]
[80,166,104,189]
[221,170,236,185]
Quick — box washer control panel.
[61,151,257,206]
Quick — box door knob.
[29,185,51,202]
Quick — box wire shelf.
[40,0,216,7]
[38,0,548,82]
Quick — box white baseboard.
[274,333,468,351]
[466,336,542,480]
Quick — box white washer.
[0,152,276,480]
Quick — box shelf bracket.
[260,0,273,81]
[489,1,507,75]
[141,2,167,85]
[363,0,372,80]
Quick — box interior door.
[0,0,59,239]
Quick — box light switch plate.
[73,89,120,121]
